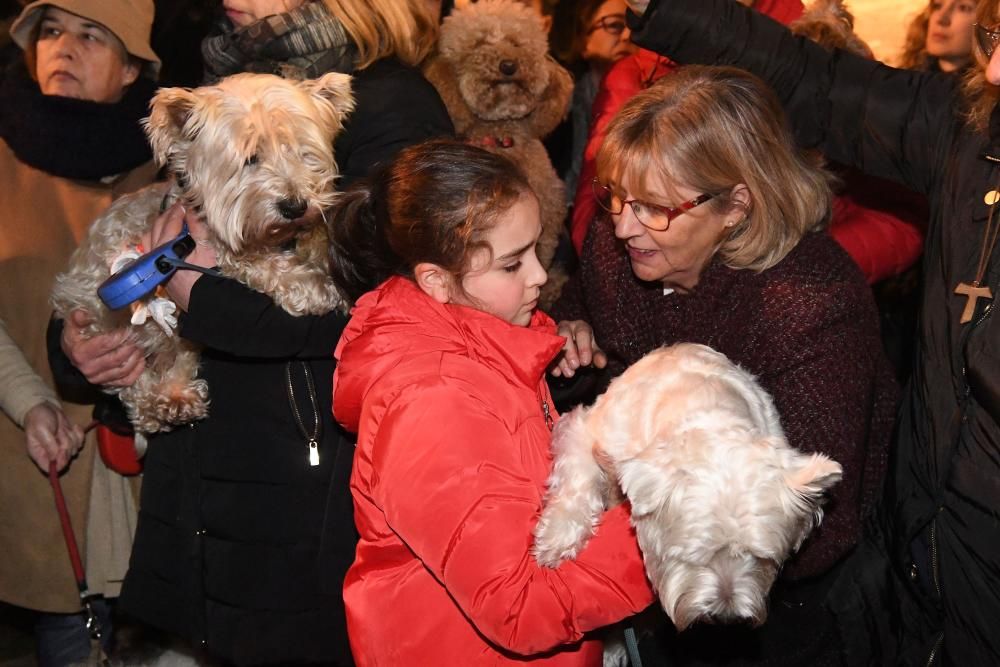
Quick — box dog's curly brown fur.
[424,0,573,307]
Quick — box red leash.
[47,419,107,650]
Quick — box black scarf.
[201,1,357,82]
[0,61,155,181]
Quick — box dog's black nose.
[499,60,518,76]
[277,198,308,220]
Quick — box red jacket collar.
[334,277,565,433]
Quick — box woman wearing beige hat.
[0,1,159,664]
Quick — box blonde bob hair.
[596,65,832,273]
[323,0,437,69]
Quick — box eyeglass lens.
[976,23,1000,57]
[592,15,626,35]
[593,182,671,230]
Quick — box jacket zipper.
[541,397,554,431]
[931,264,995,667]
[930,511,941,598]
[920,506,944,666]
[537,386,554,431]
[926,632,944,666]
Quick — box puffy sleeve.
[179,275,349,359]
[369,378,654,656]
[629,0,960,196]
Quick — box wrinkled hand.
[24,402,84,473]
[143,203,216,311]
[61,309,145,387]
[626,0,650,14]
[551,320,608,378]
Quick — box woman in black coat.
[621,0,1000,664]
[59,2,453,664]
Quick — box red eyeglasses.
[592,179,714,232]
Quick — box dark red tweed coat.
[552,225,898,581]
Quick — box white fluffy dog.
[533,343,842,630]
[51,72,354,434]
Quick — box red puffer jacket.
[333,277,654,667]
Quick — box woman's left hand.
[551,320,608,377]
[142,203,216,311]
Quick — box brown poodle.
[424,0,573,307]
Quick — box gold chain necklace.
[285,361,321,466]
[955,179,1000,323]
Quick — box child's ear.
[414,262,454,304]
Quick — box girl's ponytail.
[328,168,403,304]
[328,139,533,303]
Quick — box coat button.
[910,563,919,581]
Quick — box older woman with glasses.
[550,65,897,666]
[620,0,1000,662]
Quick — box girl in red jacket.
[328,139,655,666]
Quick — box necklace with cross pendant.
[954,282,992,323]
[955,185,1000,324]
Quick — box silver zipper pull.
[541,399,554,431]
[308,440,320,467]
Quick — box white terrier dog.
[533,343,842,630]
[51,72,354,434]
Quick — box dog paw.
[150,380,209,427]
[532,509,594,567]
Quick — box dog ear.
[780,451,843,531]
[524,56,573,138]
[618,456,682,518]
[302,72,356,130]
[784,452,843,499]
[144,87,199,167]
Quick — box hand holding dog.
[551,320,607,377]
[24,402,84,473]
[142,203,216,312]
[61,309,145,387]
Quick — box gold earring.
[727,214,748,228]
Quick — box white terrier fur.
[533,343,842,630]
[51,72,354,434]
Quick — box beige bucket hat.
[10,0,161,76]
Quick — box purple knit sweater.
[551,221,898,580]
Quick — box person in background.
[58,1,453,664]
[623,0,1000,661]
[1,317,84,479]
[0,1,159,664]
[898,0,978,72]
[551,0,636,205]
